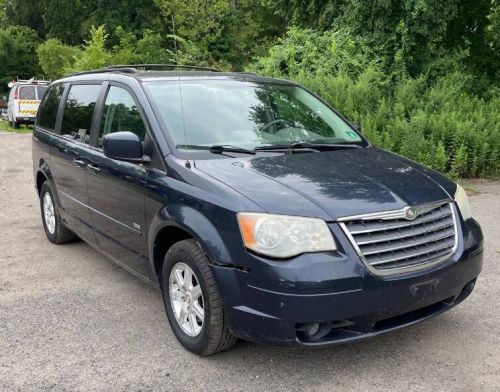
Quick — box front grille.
[339,201,457,274]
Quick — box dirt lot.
[1,131,499,391]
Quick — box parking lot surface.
[1,131,499,391]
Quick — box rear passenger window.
[38,84,66,131]
[61,84,101,144]
[97,86,146,147]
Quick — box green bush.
[252,28,500,178]
[37,39,82,79]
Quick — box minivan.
[32,65,483,355]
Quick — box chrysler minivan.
[32,65,483,355]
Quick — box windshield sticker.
[346,130,359,140]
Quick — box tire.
[39,182,78,244]
[13,121,19,129]
[161,239,237,356]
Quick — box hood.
[194,147,454,220]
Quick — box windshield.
[145,80,363,152]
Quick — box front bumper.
[212,218,483,347]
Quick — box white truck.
[7,79,49,128]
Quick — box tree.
[0,26,41,89]
[264,0,496,78]
[154,0,231,63]
[69,25,111,71]
[37,39,82,79]
[4,0,45,36]
[112,26,172,64]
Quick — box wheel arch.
[148,205,234,283]
[35,158,53,195]
[36,171,47,195]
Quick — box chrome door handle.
[72,158,87,167]
[87,164,101,174]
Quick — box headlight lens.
[237,213,336,258]
[455,184,472,220]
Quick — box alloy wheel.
[43,192,56,234]
[168,262,205,337]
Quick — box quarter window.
[38,83,66,131]
[98,86,146,147]
[61,84,101,144]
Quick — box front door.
[49,83,102,242]
[86,84,149,276]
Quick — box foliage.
[153,0,284,68]
[0,26,41,87]
[251,27,378,78]
[0,119,32,133]
[37,26,176,78]
[69,26,112,72]
[37,39,82,79]
[265,0,497,80]
[0,0,498,177]
[255,30,500,177]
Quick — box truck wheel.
[161,239,237,356]
[39,182,78,244]
[13,121,19,129]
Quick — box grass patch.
[0,119,33,134]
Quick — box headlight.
[455,184,472,220]
[237,213,336,258]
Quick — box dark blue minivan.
[32,65,483,355]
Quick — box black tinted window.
[61,84,101,144]
[38,83,66,131]
[98,86,145,147]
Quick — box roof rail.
[67,64,223,78]
[105,64,223,72]
[68,67,139,77]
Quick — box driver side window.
[98,86,146,147]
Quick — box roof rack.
[68,68,138,77]
[8,78,51,87]
[106,64,223,72]
[68,64,222,77]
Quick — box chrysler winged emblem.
[404,206,418,220]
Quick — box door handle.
[73,158,87,167]
[87,163,101,174]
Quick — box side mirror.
[103,131,149,163]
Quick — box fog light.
[304,322,320,337]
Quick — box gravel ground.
[1,131,499,392]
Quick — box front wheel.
[161,239,237,355]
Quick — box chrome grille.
[339,201,457,275]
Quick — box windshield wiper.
[255,141,363,152]
[176,144,256,155]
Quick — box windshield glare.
[145,80,362,152]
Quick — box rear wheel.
[161,239,237,355]
[39,182,77,244]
